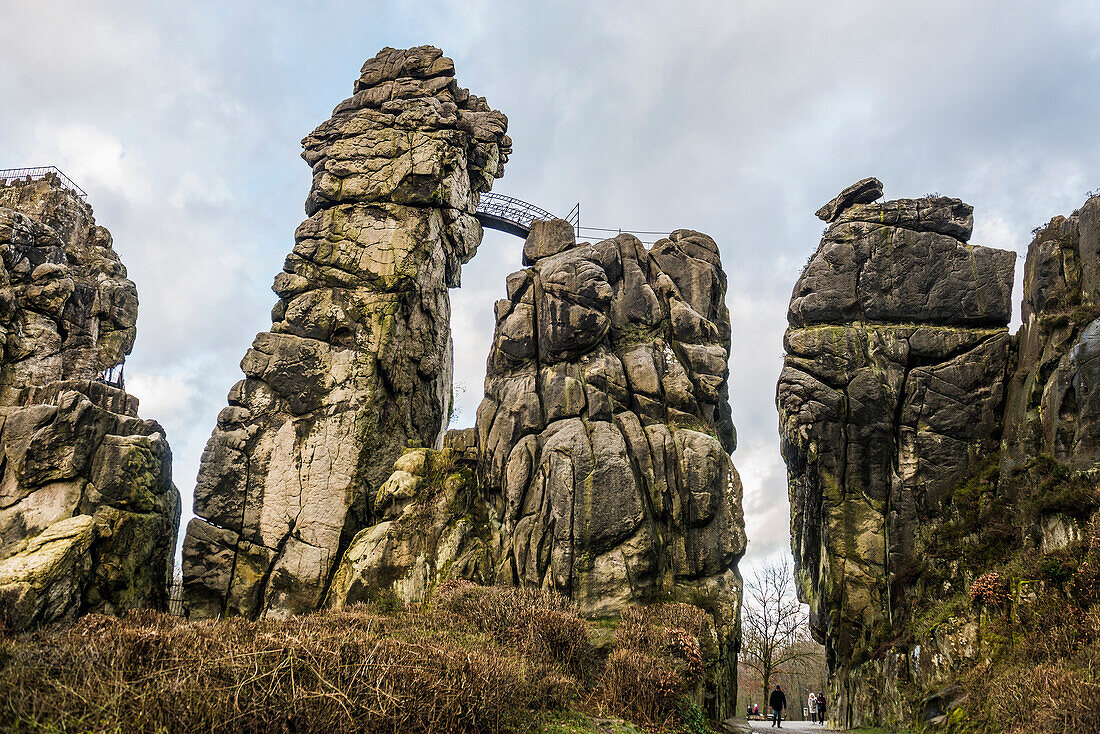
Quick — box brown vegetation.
[952,516,1100,733]
[0,585,717,733]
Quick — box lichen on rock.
[778,180,1016,726]
[325,431,495,608]
[477,220,746,719]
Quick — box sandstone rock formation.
[479,220,746,717]
[327,219,746,717]
[0,174,179,630]
[0,176,137,397]
[778,179,1016,725]
[1003,194,1100,469]
[325,429,494,608]
[181,46,510,619]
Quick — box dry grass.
[598,604,711,728]
[0,587,717,733]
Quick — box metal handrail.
[0,166,87,200]
[475,192,558,233]
[96,362,125,389]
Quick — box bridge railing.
[476,192,669,244]
[475,192,558,233]
[0,166,87,200]
[96,362,125,390]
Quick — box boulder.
[325,439,495,608]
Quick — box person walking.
[815,692,826,725]
[808,691,818,724]
[769,684,787,728]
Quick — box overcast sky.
[2,1,1098,576]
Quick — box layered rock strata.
[181,46,510,619]
[477,219,746,718]
[778,179,1016,725]
[0,175,179,630]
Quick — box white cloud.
[127,372,197,420]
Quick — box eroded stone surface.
[0,177,137,400]
[181,46,509,619]
[778,181,1015,726]
[0,176,179,630]
[477,221,745,719]
[790,190,1009,328]
[325,435,496,609]
[1003,195,1100,467]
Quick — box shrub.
[434,585,590,675]
[598,602,713,727]
[969,572,1009,608]
[0,605,547,733]
[0,586,720,733]
[602,647,681,725]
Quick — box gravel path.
[746,720,833,733]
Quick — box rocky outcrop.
[327,219,745,717]
[181,46,510,619]
[0,174,179,630]
[778,179,1016,726]
[477,220,745,718]
[0,176,137,398]
[1003,195,1100,468]
[325,429,494,608]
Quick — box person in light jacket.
[808,691,818,723]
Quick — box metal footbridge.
[475,192,670,245]
[475,193,578,238]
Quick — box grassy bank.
[0,583,717,733]
[901,458,1100,733]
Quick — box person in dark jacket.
[815,692,826,724]
[769,684,787,727]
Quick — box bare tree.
[740,559,819,714]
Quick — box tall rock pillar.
[182,46,509,618]
[1003,195,1100,467]
[777,179,1015,726]
[476,221,746,718]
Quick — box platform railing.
[0,166,87,200]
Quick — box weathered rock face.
[477,220,745,718]
[1003,195,1100,468]
[0,177,137,399]
[0,175,179,630]
[778,179,1016,726]
[181,46,510,619]
[325,429,494,608]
